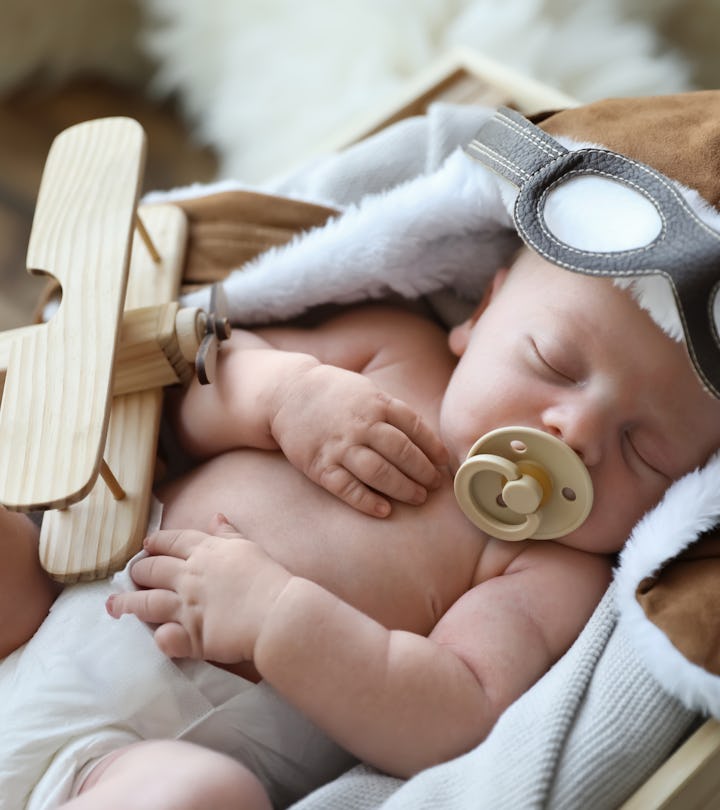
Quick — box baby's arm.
[108,519,610,777]
[0,509,60,658]
[172,306,449,517]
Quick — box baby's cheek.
[439,411,474,471]
[586,479,662,553]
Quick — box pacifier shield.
[454,427,593,541]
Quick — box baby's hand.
[106,515,291,664]
[271,364,448,517]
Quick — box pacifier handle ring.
[453,427,593,542]
[454,454,542,541]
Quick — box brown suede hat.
[537,91,720,209]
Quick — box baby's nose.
[541,402,605,468]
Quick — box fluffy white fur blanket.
[141,0,695,182]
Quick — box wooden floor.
[0,78,218,331]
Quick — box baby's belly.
[158,449,482,635]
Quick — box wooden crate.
[326,46,576,150]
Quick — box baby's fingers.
[385,398,449,470]
[143,528,206,560]
[106,588,179,626]
[344,444,429,506]
[107,589,196,659]
[154,622,194,659]
[369,421,445,494]
[318,463,392,517]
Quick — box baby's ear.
[448,268,510,356]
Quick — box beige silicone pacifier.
[454,427,593,541]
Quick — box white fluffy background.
[140,0,703,182]
[2,1,719,184]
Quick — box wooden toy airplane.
[0,117,229,583]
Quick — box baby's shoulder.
[433,539,611,685]
[509,540,612,593]
[342,304,455,386]
[467,538,611,624]
[340,303,449,344]
[501,542,613,648]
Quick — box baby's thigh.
[64,739,271,810]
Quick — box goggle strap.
[464,107,566,188]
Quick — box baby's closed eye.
[622,430,670,481]
[527,336,578,384]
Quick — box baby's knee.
[76,739,271,810]
[183,745,271,810]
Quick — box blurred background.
[1,0,719,330]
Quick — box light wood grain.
[326,47,577,153]
[0,115,191,580]
[621,719,720,810]
[0,117,146,510]
[0,301,199,400]
[39,202,187,581]
[112,302,185,395]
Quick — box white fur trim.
[178,132,720,349]
[182,148,519,321]
[614,275,683,342]
[140,0,692,183]
[615,451,720,714]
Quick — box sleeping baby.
[2,95,720,810]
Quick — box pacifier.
[453,427,593,541]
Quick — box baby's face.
[440,249,720,554]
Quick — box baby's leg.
[0,508,60,658]
[63,739,272,810]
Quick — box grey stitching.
[515,156,720,395]
[622,154,720,244]
[495,111,565,159]
[466,140,531,182]
[708,278,720,346]
[532,170,668,258]
[495,111,564,158]
[520,150,720,260]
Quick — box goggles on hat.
[465,107,720,399]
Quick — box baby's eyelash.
[624,432,670,480]
[529,338,574,383]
